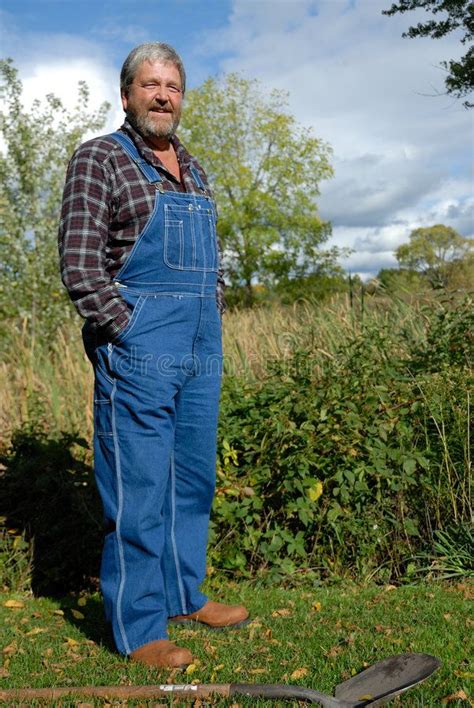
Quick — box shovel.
[0,653,440,705]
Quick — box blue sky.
[1,0,473,278]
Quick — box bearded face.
[121,59,183,140]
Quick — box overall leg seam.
[110,379,131,655]
[170,450,188,614]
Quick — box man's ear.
[121,91,128,112]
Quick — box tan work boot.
[169,600,250,629]
[129,639,193,668]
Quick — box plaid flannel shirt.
[58,120,226,340]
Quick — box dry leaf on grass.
[290,667,308,680]
[2,642,17,655]
[441,689,469,704]
[271,608,292,618]
[312,601,322,612]
[249,668,267,674]
[3,599,24,609]
[71,609,85,620]
[25,627,46,636]
[64,637,80,646]
[325,645,343,658]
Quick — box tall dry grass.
[0,290,463,443]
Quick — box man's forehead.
[136,59,181,79]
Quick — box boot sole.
[169,616,253,631]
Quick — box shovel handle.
[0,684,231,701]
[0,683,341,705]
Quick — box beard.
[126,105,181,140]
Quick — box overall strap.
[189,164,206,191]
[108,131,163,184]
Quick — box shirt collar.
[121,119,192,179]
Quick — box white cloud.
[207,0,474,275]
[0,11,124,135]
[20,60,123,132]
[1,0,471,278]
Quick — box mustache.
[148,103,173,112]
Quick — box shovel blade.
[334,653,441,706]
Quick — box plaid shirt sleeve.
[59,127,226,338]
[58,139,131,340]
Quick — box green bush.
[210,297,473,582]
[0,297,471,593]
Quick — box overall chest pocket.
[164,203,218,272]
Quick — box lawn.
[0,581,472,706]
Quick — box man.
[58,42,249,670]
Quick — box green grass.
[0,581,472,706]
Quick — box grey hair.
[120,42,186,95]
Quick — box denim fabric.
[82,132,222,655]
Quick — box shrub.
[210,298,472,582]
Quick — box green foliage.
[180,74,339,305]
[377,267,425,293]
[395,224,473,288]
[418,524,474,578]
[210,297,473,582]
[382,0,474,107]
[0,297,471,593]
[0,58,110,346]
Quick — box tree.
[382,0,474,107]
[179,74,337,306]
[395,224,473,287]
[0,59,110,346]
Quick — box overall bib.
[84,132,223,655]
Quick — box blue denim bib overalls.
[86,132,223,655]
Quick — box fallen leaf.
[78,597,87,607]
[271,608,292,618]
[53,609,64,616]
[384,585,397,592]
[25,627,46,636]
[3,600,24,609]
[454,670,474,679]
[441,689,469,704]
[249,668,267,674]
[65,637,80,646]
[312,601,322,612]
[443,613,452,621]
[71,609,85,620]
[2,642,17,655]
[325,645,343,658]
[185,663,197,675]
[290,667,308,680]
[213,663,225,671]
